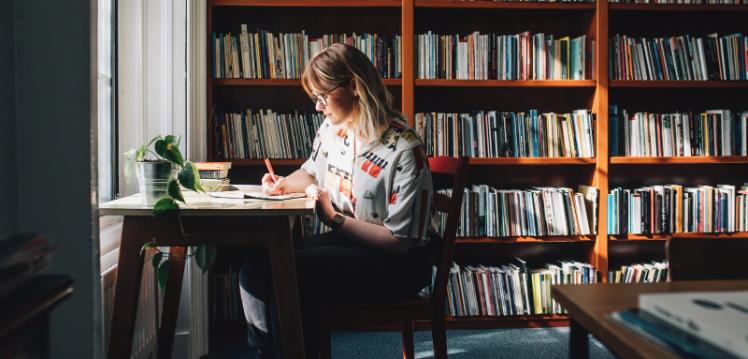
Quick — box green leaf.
[178,162,204,193]
[155,138,185,166]
[151,251,163,270]
[157,259,171,289]
[194,244,217,274]
[153,197,179,216]
[168,179,185,203]
[140,241,157,256]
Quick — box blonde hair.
[301,43,401,140]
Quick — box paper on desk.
[208,190,306,201]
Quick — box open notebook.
[208,184,305,201]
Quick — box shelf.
[609,3,748,12]
[457,236,595,244]
[610,80,748,88]
[414,314,569,330]
[212,0,402,7]
[469,157,595,165]
[611,232,748,241]
[416,79,596,88]
[610,156,748,165]
[417,0,595,10]
[213,78,402,87]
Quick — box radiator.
[101,247,159,359]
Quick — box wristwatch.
[330,212,346,230]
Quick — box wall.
[0,0,17,236]
[13,0,101,357]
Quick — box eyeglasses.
[310,85,340,107]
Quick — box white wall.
[0,0,17,236]
[12,0,101,357]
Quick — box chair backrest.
[427,157,469,312]
[667,238,748,281]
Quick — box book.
[208,190,305,201]
[610,308,739,359]
[639,290,748,358]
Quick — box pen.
[264,158,276,182]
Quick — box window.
[97,0,116,202]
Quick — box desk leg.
[157,246,187,359]
[108,217,148,359]
[570,318,589,359]
[267,223,306,359]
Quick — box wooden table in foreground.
[552,280,748,359]
[100,192,315,359]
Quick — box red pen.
[264,158,276,182]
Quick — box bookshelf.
[206,0,748,332]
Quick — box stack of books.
[609,33,748,81]
[430,259,599,317]
[196,162,232,191]
[417,31,591,80]
[213,27,401,79]
[0,233,55,299]
[212,109,323,160]
[609,106,748,157]
[608,260,669,284]
[438,185,598,238]
[611,290,748,358]
[415,109,596,158]
[608,184,748,235]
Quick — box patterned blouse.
[301,117,436,247]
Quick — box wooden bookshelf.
[416,314,570,330]
[207,0,748,333]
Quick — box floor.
[208,327,617,358]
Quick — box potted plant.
[125,135,216,288]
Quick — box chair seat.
[325,296,432,329]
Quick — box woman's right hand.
[261,173,285,195]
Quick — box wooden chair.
[667,237,748,281]
[319,156,469,359]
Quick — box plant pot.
[136,161,176,205]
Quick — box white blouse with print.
[301,117,436,246]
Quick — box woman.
[240,43,435,358]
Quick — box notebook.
[208,190,306,201]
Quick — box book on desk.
[610,290,748,359]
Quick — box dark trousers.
[239,231,432,358]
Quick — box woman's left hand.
[315,187,337,226]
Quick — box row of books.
[609,33,748,81]
[212,266,243,320]
[609,106,748,157]
[607,184,748,235]
[414,110,596,158]
[438,260,599,317]
[212,27,401,79]
[417,32,591,80]
[436,185,599,238]
[608,261,669,283]
[212,109,323,160]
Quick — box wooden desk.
[551,280,748,359]
[100,192,315,359]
